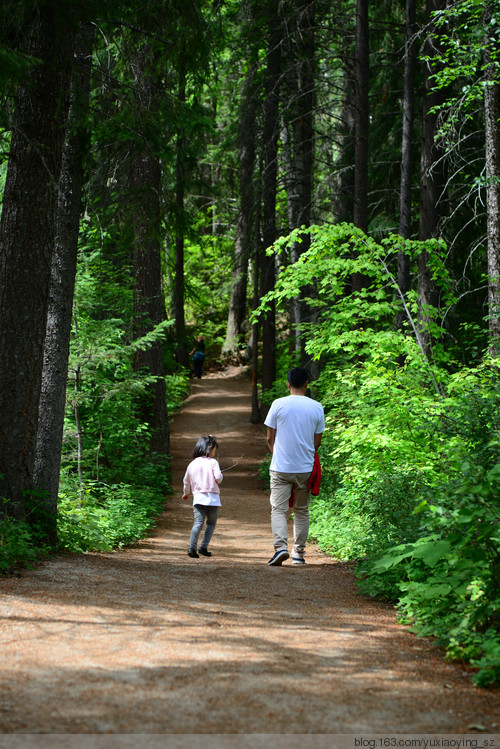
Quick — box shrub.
[57,479,165,552]
[0,515,39,572]
[355,365,500,687]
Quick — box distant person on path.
[191,335,206,379]
[182,435,222,558]
[264,367,325,566]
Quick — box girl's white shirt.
[192,491,221,507]
[183,456,223,506]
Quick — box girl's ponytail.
[192,434,218,458]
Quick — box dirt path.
[0,371,498,736]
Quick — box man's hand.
[182,493,189,501]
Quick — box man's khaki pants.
[270,470,312,558]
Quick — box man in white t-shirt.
[264,367,325,566]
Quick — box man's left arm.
[267,427,276,454]
[314,407,325,451]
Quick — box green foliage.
[182,221,234,326]
[55,230,186,558]
[311,359,500,687]
[57,479,165,552]
[65,245,173,486]
[355,364,500,687]
[260,338,297,406]
[429,0,498,139]
[258,222,500,685]
[309,353,443,560]
[166,371,191,416]
[309,469,425,560]
[255,223,454,378]
[0,515,39,572]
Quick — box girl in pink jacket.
[182,435,223,558]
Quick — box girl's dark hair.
[192,435,218,458]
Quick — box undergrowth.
[57,479,166,552]
[310,360,500,688]
[0,370,189,572]
[0,516,41,573]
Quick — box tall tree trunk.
[0,9,75,521]
[130,42,169,459]
[260,3,282,412]
[352,0,369,293]
[353,0,369,234]
[33,23,94,545]
[396,0,416,330]
[251,168,263,425]
[417,0,447,353]
[173,62,189,369]
[333,46,355,224]
[282,0,315,362]
[484,0,500,353]
[223,60,257,358]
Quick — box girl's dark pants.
[189,504,219,551]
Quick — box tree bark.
[260,2,282,411]
[396,0,416,330]
[0,8,75,521]
[173,62,189,369]
[33,22,94,545]
[353,0,369,235]
[484,0,500,353]
[223,61,257,358]
[282,0,315,362]
[333,45,355,225]
[130,42,169,458]
[399,0,416,242]
[417,0,447,352]
[251,171,263,425]
[352,0,370,293]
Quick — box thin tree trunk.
[33,23,94,545]
[174,62,189,369]
[130,42,169,458]
[251,156,263,425]
[281,118,302,356]
[417,0,447,353]
[282,0,315,362]
[333,42,355,224]
[223,61,257,358]
[353,0,369,234]
[131,148,170,457]
[260,3,282,413]
[0,9,75,521]
[484,0,500,353]
[73,363,84,498]
[352,0,369,293]
[251,233,262,424]
[396,0,416,330]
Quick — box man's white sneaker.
[292,557,306,565]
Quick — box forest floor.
[0,368,498,740]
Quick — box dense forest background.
[0,0,499,685]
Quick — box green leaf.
[411,539,452,568]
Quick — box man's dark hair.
[192,435,218,458]
[287,367,308,389]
